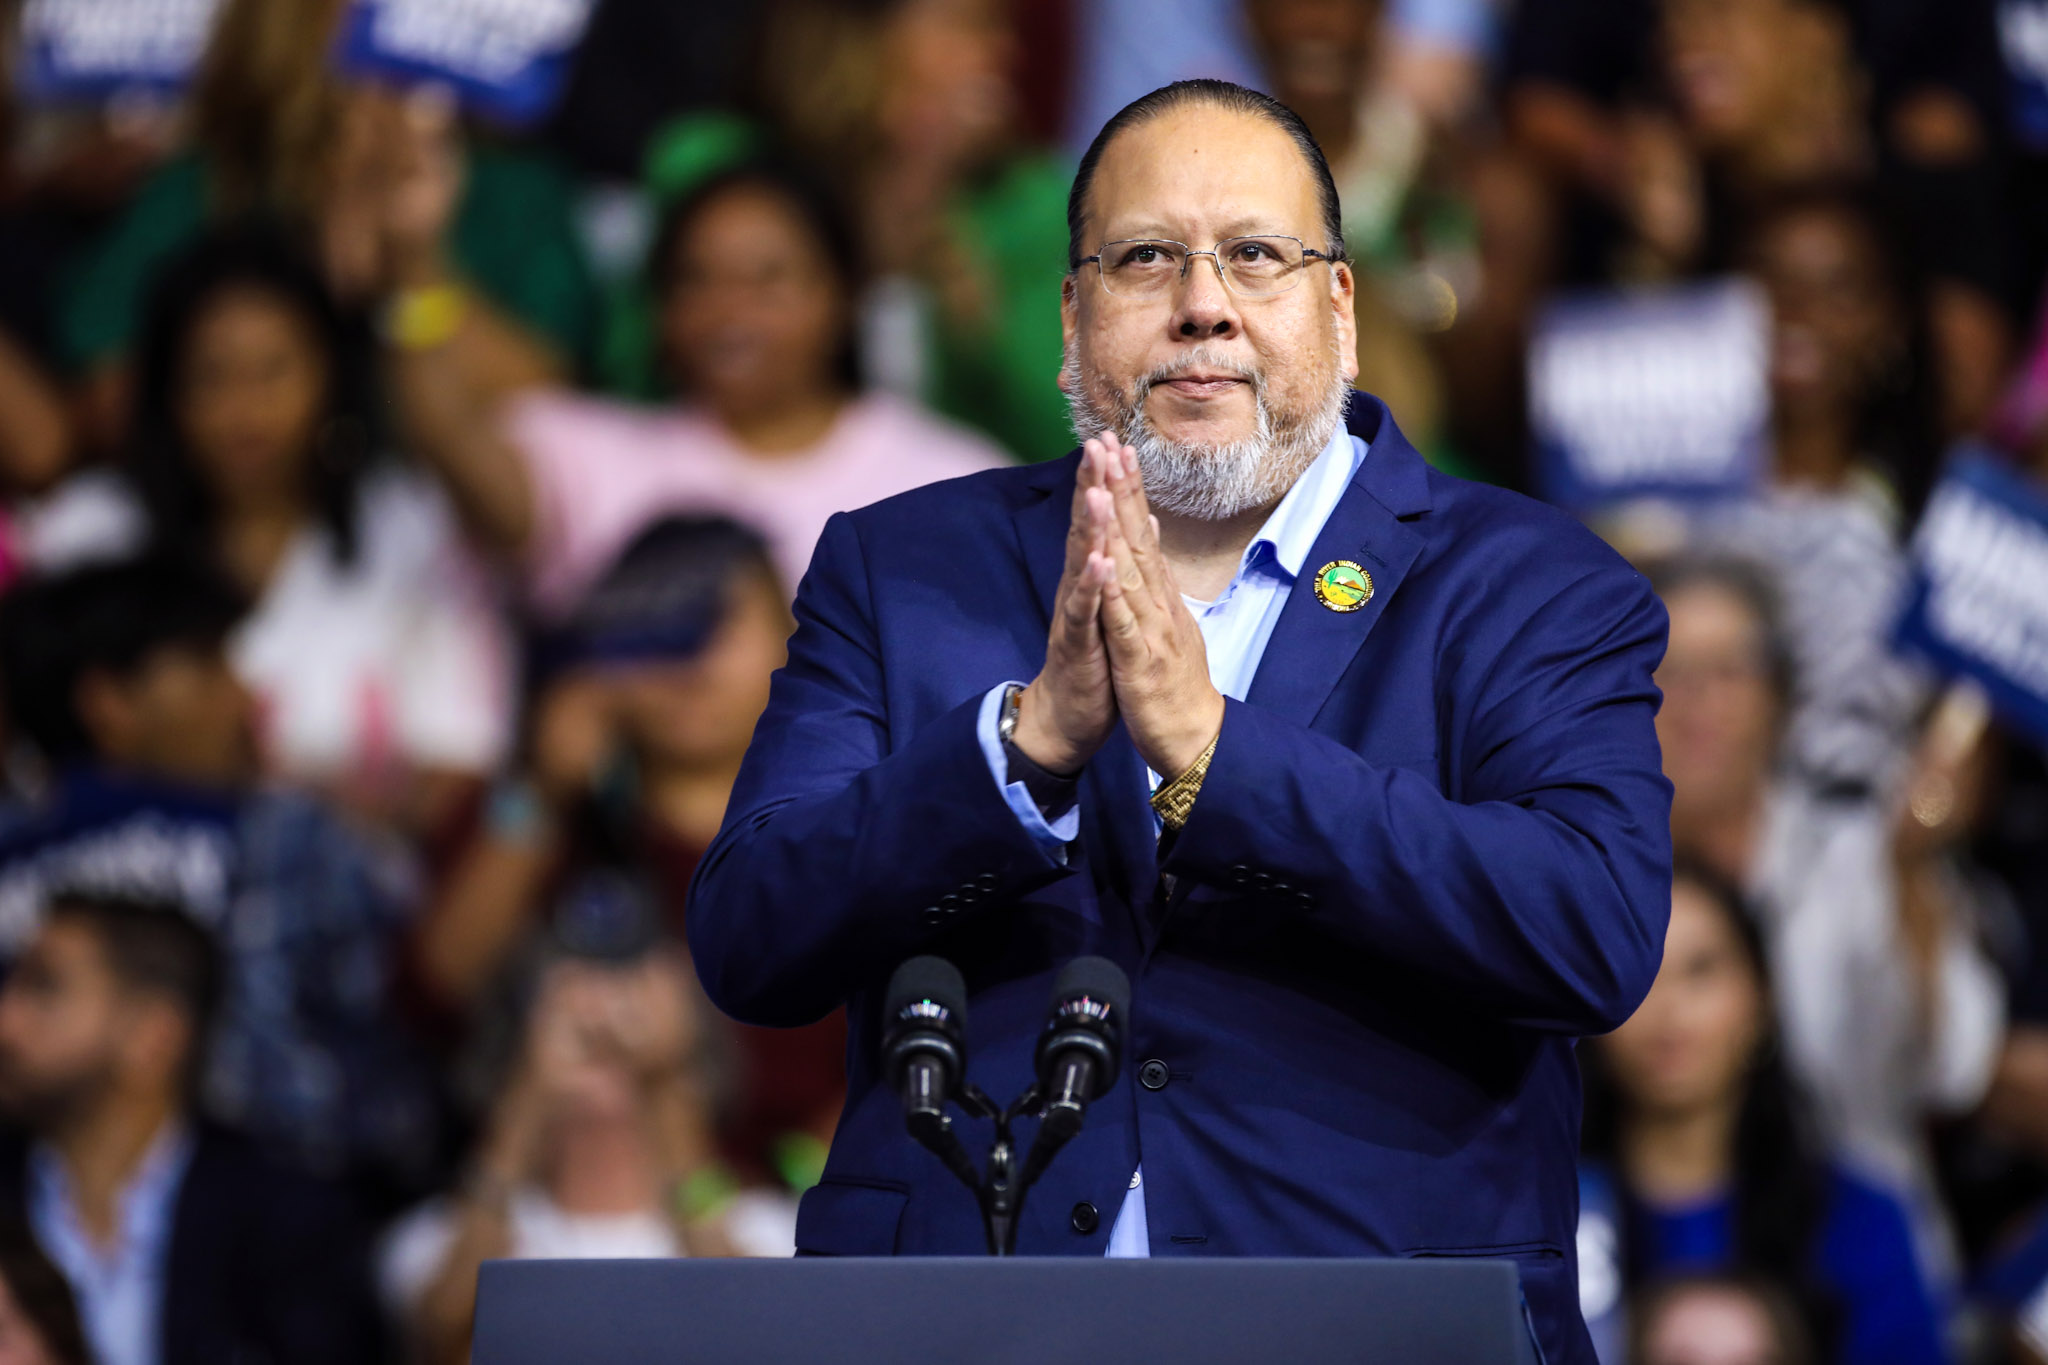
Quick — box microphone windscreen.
[1041,957,1131,1097]
[886,955,969,1029]
[1049,956,1130,1020]
[1051,956,1130,1030]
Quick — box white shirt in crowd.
[375,1185,799,1321]
[19,466,515,788]
[1608,473,1927,793]
[1751,780,2006,1280]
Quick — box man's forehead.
[1084,105,1322,242]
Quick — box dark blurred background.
[0,1,2042,1362]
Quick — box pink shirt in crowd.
[507,390,1012,617]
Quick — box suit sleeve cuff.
[977,682,1080,859]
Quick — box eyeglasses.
[1074,236,1338,299]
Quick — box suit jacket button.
[976,873,999,891]
[1225,864,1251,888]
[938,894,960,910]
[920,907,945,928]
[1070,1202,1099,1235]
[1292,889,1316,909]
[1139,1059,1171,1091]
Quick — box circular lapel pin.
[1313,560,1373,612]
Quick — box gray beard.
[1063,340,1351,521]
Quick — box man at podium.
[688,78,1671,1365]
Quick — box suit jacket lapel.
[1013,451,1081,629]
[162,1133,224,1365]
[1246,399,1434,728]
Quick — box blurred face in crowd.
[0,921,169,1134]
[1749,206,1897,427]
[1601,878,1766,1118]
[1062,105,1359,520]
[1654,0,1851,154]
[608,568,790,772]
[76,643,259,789]
[1660,0,1849,152]
[1637,1280,1795,1365]
[524,954,700,1133]
[1655,580,1781,822]
[176,285,331,509]
[1246,0,1382,115]
[661,185,849,425]
[876,0,1019,167]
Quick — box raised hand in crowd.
[411,660,655,1012]
[360,87,562,392]
[858,0,1015,283]
[379,84,562,554]
[317,88,406,310]
[530,674,625,811]
[1889,685,1995,1021]
[414,515,793,1011]
[405,951,733,1365]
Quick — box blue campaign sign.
[16,0,223,104]
[0,769,240,956]
[1896,450,2048,750]
[1530,277,1770,513]
[2002,0,2048,152]
[332,0,596,127]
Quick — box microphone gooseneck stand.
[888,954,1129,1255]
[907,1077,1096,1256]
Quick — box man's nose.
[1171,254,1238,339]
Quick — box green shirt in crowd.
[58,146,600,374]
[925,153,1076,465]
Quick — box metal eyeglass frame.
[1072,235,1340,298]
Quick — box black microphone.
[1023,957,1130,1185]
[881,956,979,1190]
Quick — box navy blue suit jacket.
[688,396,1673,1364]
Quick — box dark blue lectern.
[472,1256,1541,1364]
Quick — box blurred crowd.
[0,0,2038,1361]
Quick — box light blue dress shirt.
[975,425,1369,1255]
[28,1124,194,1365]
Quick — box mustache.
[1129,346,1265,405]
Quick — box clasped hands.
[1011,434,1225,781]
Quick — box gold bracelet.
[383,281,469,352]
[1150,731,1219,833]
